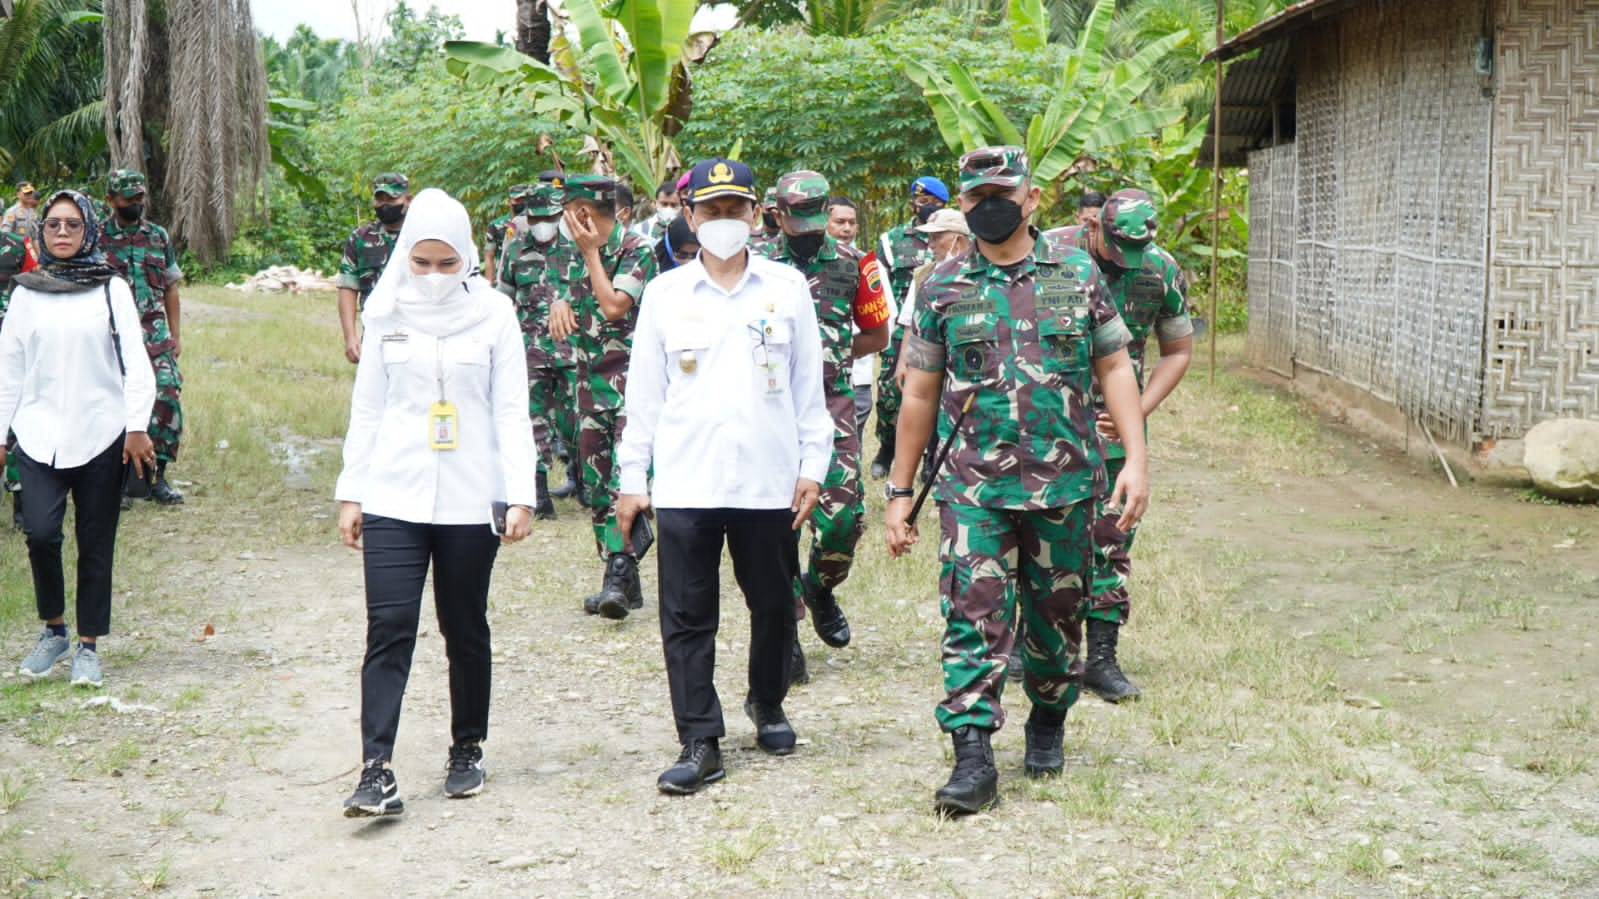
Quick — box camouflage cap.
[523,181,564,217]
[762,185,779,210]
[508,183,534,201]
[370,172,410,197]
[775,170,830,234]
[958,145,1030,193]
[108,168,147,199]
[561,173,617,205]
[1099,188,1156,269]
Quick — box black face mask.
[116,203,144,223]
[762,212,779,231]
[964,196,1025,244]
[511,202,528,215]
[375,203,406,226]
[787,232,825,259]
[914,203,941,224]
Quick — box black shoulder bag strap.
[103,282,126,377]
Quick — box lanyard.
[435,339,446,403]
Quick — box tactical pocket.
[1037,313,1089,374]
[948,313,998,382]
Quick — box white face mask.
[405,270,459,304]
[656,206,679,225]
[696,218,750,260]
[530,221,559,244]
[557,217,573,242]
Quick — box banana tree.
[905,0,1190,185]
[444,0,714,190]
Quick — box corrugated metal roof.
[1210,0,1372,62]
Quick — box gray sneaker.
[18,629,70,678]
[69,646,102,688]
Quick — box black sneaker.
[744,699,796,755]
[343,759,404,818]
[657,738,724,795]
[444,743,485,798]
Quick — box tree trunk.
[515,0,551,63]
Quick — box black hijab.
[14,190,121,293]
[654,214,698,271]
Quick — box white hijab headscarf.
[361,187,495,338]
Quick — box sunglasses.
[41,218,85,233]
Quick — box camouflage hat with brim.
[1100,188,1157,269]
[561,174,617,205]
[523,182,564,217]
[775,170,830,234]
[370,172,410,197]
[108,169,147,199]
[958,145,1030,193]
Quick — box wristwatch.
[884,482,915,501]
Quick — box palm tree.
[102,0,268,262]
[0,0,106,181]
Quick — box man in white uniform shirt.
[617,158,833,795]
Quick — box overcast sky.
[250,0,736,43]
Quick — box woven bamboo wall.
[1245,0,1492,443]
[1485,0,1599,436]
[1246,144,1295,376]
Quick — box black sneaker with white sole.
[343,759,404,818]
[444,743,485,798]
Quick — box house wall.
[1486,0,1599,436]
[1243,0,1494,444]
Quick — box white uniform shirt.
[618,254,832,509]
[335,296,539,525]
[0,279,156,467]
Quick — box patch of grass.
[707,823,776,875]
[0,773,28,811]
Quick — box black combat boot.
[1023,704,1067,778]
[934,725,998,816]
[533,470,556,521]
[582,564,607,615]
[150,462,183,505]
[1081,618,1141,703]
[788,637,810,686]
[800,573,850,648]
[549,455,579,499]
[869,438,895,480]
[596,553,638,620]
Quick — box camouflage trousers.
[529,363,578,472]
[935,500,1093,733]
[577,406,625,558]
[872,323,905,450]
[794,392,864,618]
[148,350,182,463]
[1086,454,1135,625]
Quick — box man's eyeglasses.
[41,219,85,233]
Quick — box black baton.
[908,393,975,526]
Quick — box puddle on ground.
[268,431,340,489]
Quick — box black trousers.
[359,515,500,763]
[15,437,125,637]
[656,507,799,742]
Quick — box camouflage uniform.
[552,176,657,556]
[909,201,1130,734]
[1044,200,1190,626]
[759,172,891,605]
[484,184,534,283]
[100,170,184,465]
[496,182,577,472]
[336,173,409,308]
[873,221,935,456]
[0,229,25,311]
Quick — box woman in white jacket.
[334,188,539,817]
[0,190,156,690]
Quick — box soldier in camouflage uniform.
[546,174,658,618]
[337,173,410,364]
[870,176,947,480]
[497,180,571,520]
[758,171,892,683]
[483,184,532,286]
[1042,189,1192,703]
[884,147,1150,816]
[100,169,186,506]
[751,186,783,256]
[0,229,27,527]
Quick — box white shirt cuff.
[619,466,649,496]
[799,458,830,484]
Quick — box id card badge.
[429,400,459,450]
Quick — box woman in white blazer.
[334,188,539,817]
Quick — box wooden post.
[1210,0,1224,385]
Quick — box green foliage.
[376,1,464,76]
[0,0,106,182]
[675,12,1066,234]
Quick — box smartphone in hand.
[491,501,509,537]
[628,511,654,559]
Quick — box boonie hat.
[914,208,970,237]
[911,176,949,203]
[371,172,410,197]
[958,146,1030,192]
[775,171,830,234]
[1100,188,1156,270]
[108,169,147,198]
[685,158,758,205]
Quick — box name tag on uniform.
[429,400,459,450]
[382,331,409,343]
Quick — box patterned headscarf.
[14,190,120,293]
